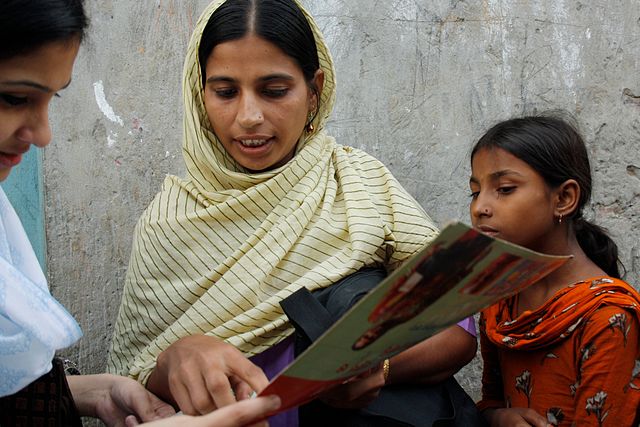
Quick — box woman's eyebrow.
[259,73,294,82]
[206,74,294,84]
[0,78,72,92]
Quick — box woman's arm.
[146,334,269,416]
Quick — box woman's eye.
[214,88,237,99]
[0,93,28,106]
[262,87,288,98]
[469,191,479,199]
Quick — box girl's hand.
[485,407,551,427]
[67,374,175,427]
[139,395,281,427]
[147,335,269,415]
[319,362,386,409]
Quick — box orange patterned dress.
[478,277,640,426]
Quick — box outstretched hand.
[147,335,270,415]
[140,395,281,427]
[67,373,176,427]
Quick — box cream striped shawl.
[107,0,438,384]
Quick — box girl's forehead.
[471,147,537,178]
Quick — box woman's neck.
[516,232,606,315]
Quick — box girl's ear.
[554,179,581,218]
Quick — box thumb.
[125,415,141,427]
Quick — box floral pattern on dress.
[541,352,558,365]
[478,277,640,426]
[585,391,610,427]
[547,407,564,426]
[624,359,640,392]
[608,313,630,345]
[515,370,533,407]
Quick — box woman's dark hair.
[471,115,622,278]
[0,0,88,60]
[198,0,320,87]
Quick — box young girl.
[470,116,640,426]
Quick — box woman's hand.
[147,335,270,415]
[140,395,281,427]
[484,407,550,427]
[66,373,176,427]
[319,362,386,409]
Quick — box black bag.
[280,268,486,427]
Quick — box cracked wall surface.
[46,0,639,401]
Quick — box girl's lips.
[0,152,23,168]
[476,225,499,237]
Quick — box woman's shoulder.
[334,144,390,175]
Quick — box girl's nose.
[471,194,492,219]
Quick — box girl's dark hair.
[198,0,320,87]
[0,0,88,60]
[471,115,622,278]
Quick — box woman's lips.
[0,152,23,168]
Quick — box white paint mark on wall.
[107,131,118,147]
[93,80,124,126]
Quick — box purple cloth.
[251,317,475,427]
[250,336,297,427]
[456,316,477,337]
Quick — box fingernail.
[268,395,282,410]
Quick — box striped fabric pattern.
[107,0,437,385]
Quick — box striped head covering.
[107,0,437,384]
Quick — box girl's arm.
[67,373,175,426]
[386,324,477,385]
[572,306,640,426]
[320,324,476,409]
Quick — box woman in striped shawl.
[108,0,478,424]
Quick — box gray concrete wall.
[47,0,640,402]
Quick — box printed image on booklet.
[260,221,570,413]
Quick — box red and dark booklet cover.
[260,221,569,414]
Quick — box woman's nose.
[237,95,264,129]
[17,107,52,148]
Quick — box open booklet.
[259,221,570,413]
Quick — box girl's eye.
[0,93,28,106]
[262,87,288,98]
[214,88,237,99]
[497,186,515,195]
[469,191,479,199]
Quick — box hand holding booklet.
[259,221,569,413]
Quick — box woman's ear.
[554,179,581,218]
[309,69,324,111]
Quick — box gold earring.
[306,111,315,132]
